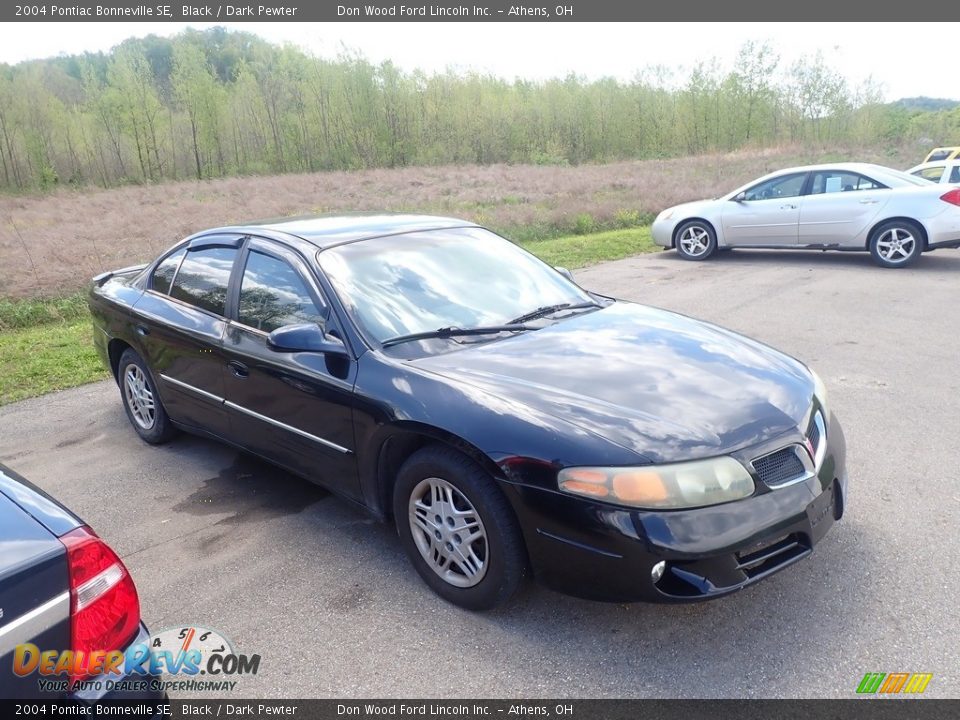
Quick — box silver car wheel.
[408,476,488,588]
[875,227,916,263]
[123,365,156,430]
[679,225,711,257]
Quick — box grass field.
[0,142,913,298]
[0,226,658,405]
[0,319,107,405]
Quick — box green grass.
[0,319,109,405]
[520,226,658,268]
[0,226,660,406]
[0,292,89,331]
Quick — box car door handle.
[859,199,878,204]
[228,361,249,379]
[780,204,798,210]
[135,324,150,336]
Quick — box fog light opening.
[833,481,844,521]
[651,560,667,585]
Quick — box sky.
[0,22,951,101]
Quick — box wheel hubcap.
[124,365,156,430]
[876,228,916,263]
[679,226,710,256]
[408,477,488,588]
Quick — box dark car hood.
[411,302,814,463]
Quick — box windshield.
[317,227,593,345]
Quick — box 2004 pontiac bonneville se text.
[87,214,847,610]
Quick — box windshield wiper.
[507,301,601,325]
[381,324,533,349]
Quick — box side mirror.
[267,323,347,356]
[555,266,574,282]
[732,191,747,203]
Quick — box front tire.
[869,220,923,268]
[674,220,718,261]
[118,348,177,445]
[393,445,528,611]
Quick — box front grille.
[752,447,806,487]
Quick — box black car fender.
[352,353,647,519]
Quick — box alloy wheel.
[679,225,711,257]
[123,364,156,430]
[875,227,916,263]
[408,476,489,588]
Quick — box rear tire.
[393,445,527,610]
[118,348,177,445]
[869,220,923,268]
[674,220,718,261]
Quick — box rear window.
[170,247,237,316]
[927,150,951,162]
[888,168,935,186]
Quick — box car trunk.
[0,496,71,698]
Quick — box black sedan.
[0,463,165,702]
[88,214,847,610]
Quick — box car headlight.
[658,209,675,221]
[558,456,755,510]
[811,368,828,416]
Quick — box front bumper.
[505,415,847,603]
[651,218,676,248]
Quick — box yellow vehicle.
[924,146,960,162]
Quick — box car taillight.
[60,526,141,680]
[941,188,960,206]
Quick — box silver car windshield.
[318,227,593,344]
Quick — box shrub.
[573,213,595,235]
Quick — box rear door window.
[810,172,885,194]
[170,247,238,316]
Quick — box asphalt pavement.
[1,247,958,698]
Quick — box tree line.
[0,28,956,192]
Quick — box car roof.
[769,162,896,175]
[909,159,960,169]
[725,163,916,196]
[200,213,478,251]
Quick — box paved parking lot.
[2,248,958,698]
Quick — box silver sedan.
[652,163,960,267]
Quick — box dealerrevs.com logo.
[13,626,261,694]
[856,672,933,696]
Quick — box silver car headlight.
[558,456,755,510]
[811,368,829,416]
[657,208,675,221]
